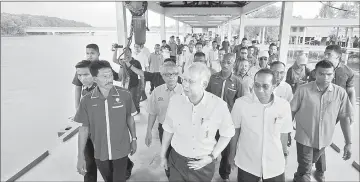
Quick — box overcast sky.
[1,2,338,27]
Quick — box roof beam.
[229,2,273,21]
[164,7,241,16]
[243,18,360,27]
[147,2,165,15]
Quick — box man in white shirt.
[270,61,294,163]
[208,41,220,72]
[133,43,149,101]
[160,62,235,182]
[229,68,292,182]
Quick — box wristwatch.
[132,137,137,141]
[208,153,216,162]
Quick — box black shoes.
[126,160,134,180]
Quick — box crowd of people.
[70,32,356,182]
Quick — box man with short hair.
[251,40,260,57]
[75,60,137,182]
[307,45,356,182]
[206,53,243,181]
[270,61,294,163]
[229,68,293,182]
[133,43,149,102]
[148,44,164,93]
[268,43,278,64]
[291,60,353,182]
[161,40,171,59]
[195,42,204,53]
[286,52,311,93]
[233,38,248,59]
[234,59,254,95]
[160,62,235,182]
[208,41,220,72]
[222,36,230,53]
[169,36,177,59]
[145,61,183,178]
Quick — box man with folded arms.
[160,62,235,181]
[229,68,293,182]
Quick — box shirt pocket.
[226,87,237,99]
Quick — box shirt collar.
[185,91,208,107]
[83,82,97,91]
[213,71,234,81]
[91,85,120,99]
[166,83,182,92]
[251,91,276,107]
[312,81,334,92]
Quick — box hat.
[258,51,269,58]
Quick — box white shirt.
[142,47,151,59]
[231,93,292,179]
[274,81,293,103]
[163,91,235,158]
[133,51,149,71]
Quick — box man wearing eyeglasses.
[229,68,293,182]
[160,62,235,182]
[206,53,243,181]
[248,51,269,77]
[145,61,183,178]
[270,61,294,164]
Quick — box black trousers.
[315,152,326,174]
[294,142,325,182]
[95,156,128,182]
[168,149,215,182]
[237,167,285,182]
[84,138,97,182]
[215,131,231,179]
[158,123,172,178]
[129,85,140,112]
[150,82,155,92]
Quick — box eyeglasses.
[240,52,248,54]
[260,57,268,61]
[181,77,197,85]
[163,72,179,77]
[273,71,285,75]
[253,82,272,90]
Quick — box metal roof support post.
[238,15,245,40]
[228,21,232,40]
[160,13,166,41]
[115,2,128,47]
[176,20,179,36]
[302,27,306,45]
[278,1,293,64]
[261,27,266,45]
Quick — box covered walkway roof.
[148,1,273,28]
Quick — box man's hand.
[229,158,236,171]
[77,156,87,176]
[287,132,292,147]
[187,155,213,170]
[130,140,137,155]
[112,43,118,51]
[145,131,152,147]
[160,156,168,170]
[343,144,352,160]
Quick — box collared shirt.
[285,64,311,93]
[144,72,182,89]
[126,58,142,89]
[169,42,177,56]
[231,93,292,179]
[308,62,355,89]
[148,52,164,73]
[147,83,183,124]
[268,53,278,64]
[206,72,243,111]
[133,51,149,70]
[72,69,119,86]
[274,81,293,102]
[291,81,353,149]
[184,52,195,69]
[81,83,97,98]
[74,86,137,161]
[235,72,254,96]
[162,91,235,158]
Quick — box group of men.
[72,35,355,182]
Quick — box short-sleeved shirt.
[148,53,164,73]
[161,44,171,52]
[286,64,311,93]
[133,51,149,71]
[177,44,184,55]
[206,72,243,111]
[127,58,142,89]
[74,86,137,161]
[169,42,177,56]
[290,82,353,149]
[235,72,254,96]
[268,53,278,64]
[162,92,235,158]
[274,81,293,103]
[309,62,355,89]
[231,93,292,179]
[72,69,119,86]
[144,72,182,89]
[147,83,183,124]
[81,83,97,98]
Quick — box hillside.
[1,13,92,36]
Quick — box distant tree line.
[1,13,92,36]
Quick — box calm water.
[0,32,166,180]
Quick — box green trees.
[1,13,91,36]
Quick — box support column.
[261,27,266,45]
[335,27,339,44]
[278,1,293,64]
[160,13,166,41]
[115,2,128,46]
[302,27,306,45]
[175,20,179,36]
[228,21,232,39]
[238,15,245,40]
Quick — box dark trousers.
[237,167,285,182]
[129,85,140,112]
[84,138,97,182]
[95,156,128,182]
[294,142,326,182]
[315,152,326,173]
[215,131,231,179]
[150,82,155,92]
[158,123,172,178]
[168,149,215,182]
